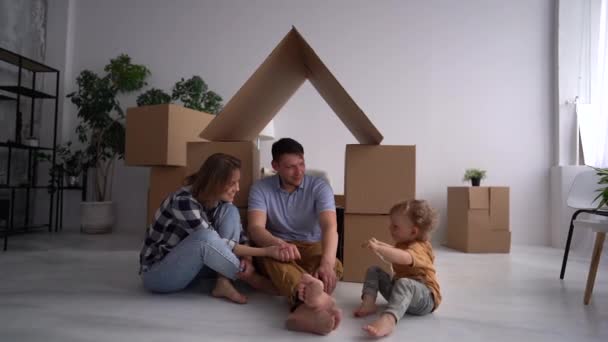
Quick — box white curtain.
[580,0,608,168]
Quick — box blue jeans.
[142,203,242,293]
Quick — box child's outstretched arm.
[364,238,413,266]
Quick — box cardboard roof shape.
[199,27,383,144]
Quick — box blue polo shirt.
[248,174,335,242]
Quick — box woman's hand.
[265,245,285,260]
[237,258,255,280]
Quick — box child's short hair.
[389,199,438,241]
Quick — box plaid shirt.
[139,187,247,273]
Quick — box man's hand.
[277,241,301,262]
[237,258,255,280]
[314,259,337,294]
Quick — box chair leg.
[584,232,605,305]
[560,215,577,279]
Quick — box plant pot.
[81,201,114,234]
[471,178,481,186]
[65,175,79,187]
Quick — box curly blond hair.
[389,199,438,241]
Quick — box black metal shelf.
[1,47,65,252]
[0,224,51,234]
[0,86,55,99]
[0,184,52,190]
[0,94,16,101]
[0,48,57,73]
[0,141,54,151]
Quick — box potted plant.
[591,167,608,209]
[67,54,150,233]
[38,141,86,187]
[125,76,223,166]
[136,75,223,113]
[463,168,487,187]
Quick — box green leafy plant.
[171,75,223,114]
[136,88,171,106]
[463,168,487,185]
[67,54,150,201]
[591,166,608,209]
[37,141,87,188]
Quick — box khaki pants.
[256,241,343,305]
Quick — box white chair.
[559,169,608,304]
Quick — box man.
[248,138,343,335]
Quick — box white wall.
[49,0,555,245]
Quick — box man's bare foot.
[363,313,397,338]
[297,274,335,311]
[329,305,343,330]
[353,294,378,317]
[286,305,335,335]
[211,277,247,304]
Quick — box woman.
[139,153,282,303]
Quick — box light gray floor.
[0,232,606,342]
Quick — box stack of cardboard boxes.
[445,187,511,253]
[341,145,416,282]
[125,27,421,284]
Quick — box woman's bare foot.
[297,274,335,311]
[286,305,335,335]
[353,294,378,317]
[211,276,247,304]
[239,272,279,296]
[363,313,397,338]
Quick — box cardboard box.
[147,166,188,225]
[344,145,416,214]
[342,214,394,283]
[126,104,215,166]
[199,27,383,144]
[147,168,251,226]
[146,141,259,224]
[186,141,259,208]
[445,186,510,253]
[334,195,345,208]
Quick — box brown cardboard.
[342,214,394,283]
[469,187,490,209]
[199,27,383,144]
[490,187,510,230]
[186,141,260,208]
[147,168,251,226]
[344,145,415,214]
[334,195,345,208]
[147,166,188,225]
[445,187,511,253]
[126,104,215,166]
[466,229,511,253]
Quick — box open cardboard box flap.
[200,27,383,144]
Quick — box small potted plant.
[591,167,608,209]
[37,141,87,188]
[463,168,487,187]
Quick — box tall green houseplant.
[68,54,150,202]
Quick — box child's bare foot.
[297,274,335,311]
[363,313,397,338]
[353,294,378,317]
[286,305,335,335]
[211,277,247,304]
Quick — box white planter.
[81,201,114,234]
